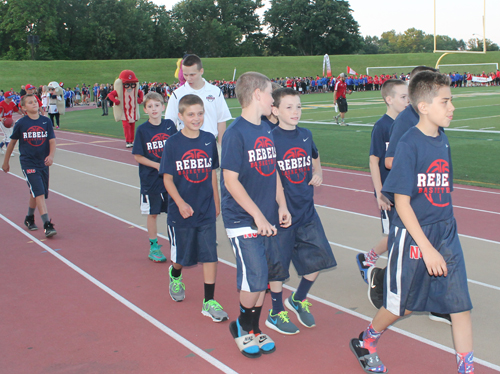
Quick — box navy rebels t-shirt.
[132,119,177,194]
[370,114,394,186]
[10,115,55,169]
[159,130,218,228]
[221,116,278,230]
[382,126,454,227]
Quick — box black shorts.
[168,222,217,266]
[23,167,49,198]
[140,192,168,215]
[337,97,348,113]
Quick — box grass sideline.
[1,52,500,90]
[56,85,500,189]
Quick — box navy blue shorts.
[140,192,168,215]
[168,222,217,266]
[384,217,472,316]
[229,234,287,292]
[277,211,337,278]
[23,167,49,198]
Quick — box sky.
[152,0,500,45]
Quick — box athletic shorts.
[229,233,287,292]
[168,222,217,267]
[337,97,348,113]
[380,209,395,235]
[277,211,337,278]
[384,217,472,316]
[140,192,168,215]
[22,167,49,198]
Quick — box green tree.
[467,38,499,52]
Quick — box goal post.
[437,63,498,74]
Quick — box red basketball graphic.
[425,159,450,207]
[282,147,308,184]
[181,149,210,183]
[150,133,169,158]
[253,136,276,177]
[25,126,47,147]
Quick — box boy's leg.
[285,272,318,328]
[147,214,166,263]
[265,280,299,335]
[451,311,474,373]
[35,194,57,238]
[357,237,388,283]
[168,262,185,302]
[24,195,38,230]
[201,261,228,323]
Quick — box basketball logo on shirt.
[416,159,450,207]
[277,147,311,184]
[248,136,276,177]
[23,126,48,147]
[147,133,169,158]
[176,149,212,183]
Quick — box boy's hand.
[2,161,9,173]
[377,194,393,211]
[254,213,277,237]
[278,206,292,228]
[44,155,54,167]
[179,202,194,219]
[422,246,448,277]
[309,172,323,187]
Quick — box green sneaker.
[148,243,167,263]
[265,310,299,335]
[202,299,229,322]
[168,265,185,302]
[285,293,315,328]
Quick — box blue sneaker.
[265,310,299,335]
[229,319,261,358]
[285,293,315,328]
[148,243,167,263]
[356,253,371,284]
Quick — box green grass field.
[59,85,500,188]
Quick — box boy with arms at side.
[132,92,177,263]
[159,94,228,323]
[2,95,57,237]
[267,88,337,335]
[356,80,409,282]
[221,72,291,358]
[350,71,473,374]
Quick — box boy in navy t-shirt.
[2,95,57,237]
[132,92,177,263]
[267,88,336,335]
[221,72,291,358]
[350,71,473,374]
[159,94,228,323]
[356,80,409,284]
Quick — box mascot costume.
[47,81,65,129]
[107,70,144,148]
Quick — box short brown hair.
[20,94,36,107]
[380,79,407,105]
[143,92,164,107]
[272,88,299,109]
[178,94,204,115]
[409,71,451,114]
[235,72,271,108]
[182,54,203,70]
[410,65,438,78]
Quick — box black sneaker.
[44,220,57,238]
[367,267,384,309]
[429,312,452,325]
[24,215,38,231]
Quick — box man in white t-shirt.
[165,54,232,145]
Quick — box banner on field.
[472,76,492,83]
[323,54,332,77]
[347,66,357,75]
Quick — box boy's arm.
[133,154,160,171]
[276,174,291,228]
[217,122,226,145]
[369,155,392,210]
[385,156,393,170]
[223,169,276,236]
[309,155,323,186]
[163,174,194,219]
[44,138,56,166]
[394,193,447,277]
[2,139,18,172]
[211,170,220,217]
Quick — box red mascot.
[107,70,144,148]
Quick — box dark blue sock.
[295,277,315,301]
[270,291,284,314]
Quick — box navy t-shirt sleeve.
[159,139,174,176]
[131,126,145,155]
[311,139,319,159]
[211,139,219,169]
[370,124,386,158]
[382,139,416,201]
[220,128,242,173]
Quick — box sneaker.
[265,310,299,335]
[148,243,166,263]
[285,293,315,328]
[334,114,340,124]
[201,299,229,322]
[126,142,133,148]
[24,215,38,231]
[349,332,387,373]
[229,320,261,358]
[168,265,185,302]
[43,220,57,238]
[356,253,371,284]
[367,267,384,310]
[429,312,452,325]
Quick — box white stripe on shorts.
[232,237,251,292]
[386,227,406,315]
[140,194,150,215]
[381,210,390,235]
[21,169,36,198]
[168,225,178,263]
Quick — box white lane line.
[0,213,238,374]
[57,148,137,168]
[57,137,131,152]
[56,131,124,142]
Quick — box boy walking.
[356,80,409,283]
[267,88,337,335]
[350,71,473,374]
[132,92,177,263]
[2,95,57,237]
[159,94,228,323]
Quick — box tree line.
[1,0,497,61]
